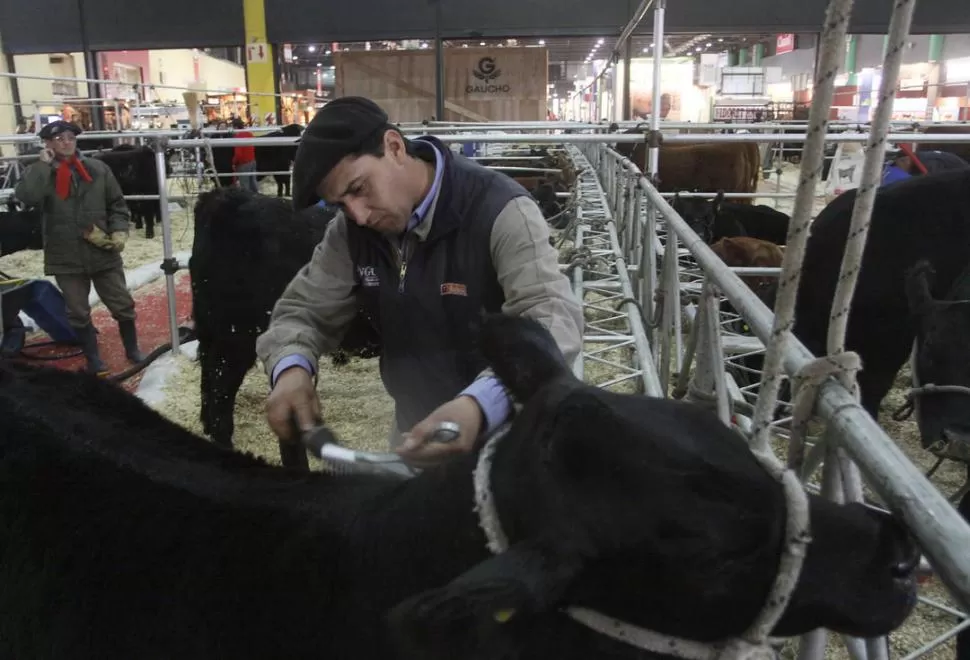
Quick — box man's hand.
[397,395,484,469]
[265,367,321,443]
[82,225,117,251]
[38,148,54,164]
[108,231,128,252]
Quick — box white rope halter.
[472,425,812,660]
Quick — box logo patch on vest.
[357,265,379,288]
[440,282,468,297]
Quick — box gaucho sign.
[467,57,511,94]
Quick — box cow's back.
[190,190,333,337]
[796,169,970,349]
[919,126,970,164]
[658,143,752,195]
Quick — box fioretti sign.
[467,57,511,94]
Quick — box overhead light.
[480,41,486,46]
[695,46,702,52]
[325,49,331,55]
[706,42,712,47]
[597,38,604,45]
[538,39,545,45]
[462,44,468,48]
[718,38,724,42]
[308,45,316,52]
[420,42,429,49]
[330,65,335,70]
[293,56,298,61]
[316,62,322,67]
[642,47,648,52]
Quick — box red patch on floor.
[17,271,194,393]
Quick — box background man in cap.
[256,96,583,467]
[14,119,145,374]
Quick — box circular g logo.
[478,57,496,75]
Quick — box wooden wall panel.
[335,47,548,122]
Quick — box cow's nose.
[942,423,970,448]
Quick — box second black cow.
[92,144,172,239]
[189,187,381,464]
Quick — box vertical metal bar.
[647,0,665,178]
[434,0,445,121]
[572,221,586,381]
[622,39,633,120]
[153,140,181,356]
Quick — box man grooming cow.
[255,96,583,468]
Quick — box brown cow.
[710,236,783,304]
[615,130,760,204]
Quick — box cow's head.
[905,260,970,459]
[388,314,919,659]
[672,190,723,243]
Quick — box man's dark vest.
[345,135,531,432]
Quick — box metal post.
[152,138,181,356]
[845,35,858,85]
[572,221,586,380]
[4,54,22,123]
[622,39,633,120]
[75,0,104,132]
[648,0,665,177]
[434,0,445,121]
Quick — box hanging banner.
[776,34,795,55]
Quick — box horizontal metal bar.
[0,70,282,98]
[659,192,825,199]
[169,171,292,178]
[484,166,562,173]
[583,334,637,342]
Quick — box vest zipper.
[397,239,410,293]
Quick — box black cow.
[673,192,791,245]
[92,144,173,239]
[894,149,970,177]
[0,203,42,256]
[202,124,302,197]
[0,313,920,659]
[791,169,970,420]
[189,187,380,464]
[905,262,970,660]
[254,123,302,197]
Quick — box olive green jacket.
[14,156,130,276]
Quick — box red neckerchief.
[55,155,93,200]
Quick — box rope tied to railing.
[563,246,612,278]
[787,352,862,477]
[614,294,664,331]
[748,0,856,454]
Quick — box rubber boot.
[77,324,108,375]
[119,319,146,364]
[0,326,26,358]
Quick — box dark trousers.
[55,267,136,329]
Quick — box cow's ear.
[905,260,937,316]
[387,540,582,659]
